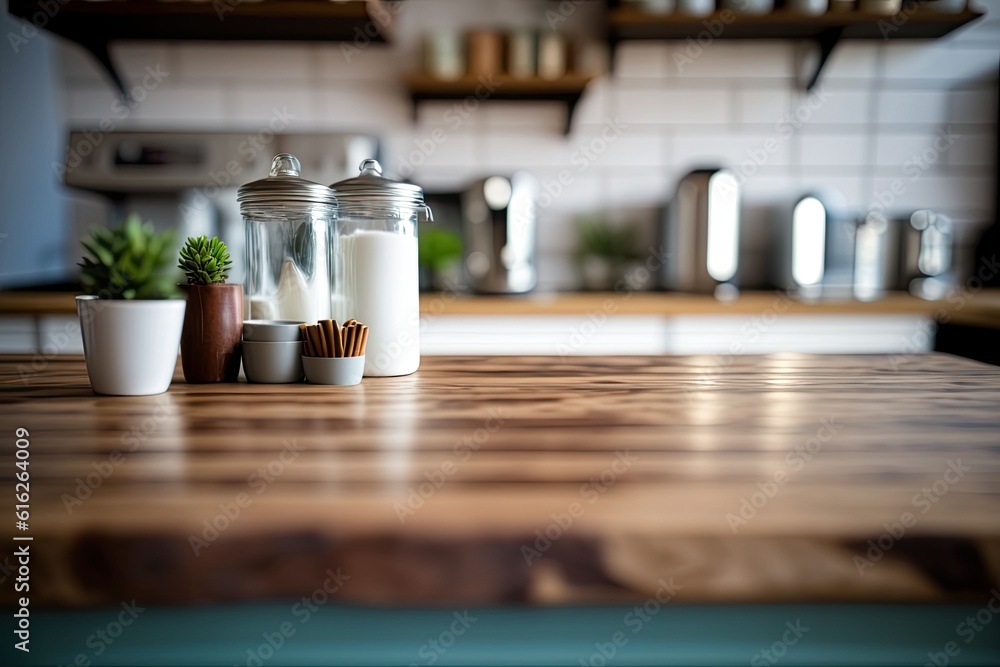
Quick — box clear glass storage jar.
[329,159,432,377]
[238,154,338,324]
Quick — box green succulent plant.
[575,216,641,262]
[79,214,178,300]
[178,235,233,286]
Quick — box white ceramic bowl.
[302,356,365,386]
[242,340,304,383]
[242,320,307,343]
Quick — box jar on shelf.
[237,154,338,324]
[329,160,433,377]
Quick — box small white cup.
[302,356,365,386]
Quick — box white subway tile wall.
[615,42,670,79]
[667,41,794,80]
[53,0,998,290]
[798,132,870,167]
[734,85,792,124]
[818,41,879,80]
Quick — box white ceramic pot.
[76,296,186,396]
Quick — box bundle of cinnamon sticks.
[300,319,368,358]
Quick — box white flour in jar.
[249,258,329,324]
[340,230,420,376]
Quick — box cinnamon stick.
[359,325,369,356]
[345,324,356,358]
[331,320,343,358]
[299,324,312,357]
[309,326,324,358]
[320,320,337,357]
[316,325,329,359]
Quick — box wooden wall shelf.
[6,0,396,96]
[405,74,595,135]
[6,1,986,127]
[607,7,985,90]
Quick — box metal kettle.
[461,172,538,294]
[660,168,740,294]
[771,190,854,298]
[898,209,953,298]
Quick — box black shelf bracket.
[803,27,845,92]
[80,40,128,98]
[562,94,581,136]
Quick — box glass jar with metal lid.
[329,159,433,377]
[238,154,338,324]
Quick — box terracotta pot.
[180,284,243,383]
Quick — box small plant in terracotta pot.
[178,235,242,383]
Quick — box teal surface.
[4,603,1000,666]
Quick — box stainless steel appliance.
[660,168,740,294]
[771,191,854,298]
[898,209,954,298]
[461,173,538,294]
[852,211,899,301]
[62,131,377,286]
[853,209,955,301]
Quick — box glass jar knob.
[270,154,301,177]
[359,159,382,177]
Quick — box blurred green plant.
[179,235,233,285]
[574,216,641,262]
[574,216,645,291]
[418,227,463,272]
[79,214,178,299]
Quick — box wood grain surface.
[1,354,999,608]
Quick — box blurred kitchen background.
[1,0,998,358]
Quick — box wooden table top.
[2,353,999,608]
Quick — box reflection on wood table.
[1,353,999,608]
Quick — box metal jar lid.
[237,154,338,211]
[330,159,432,219]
